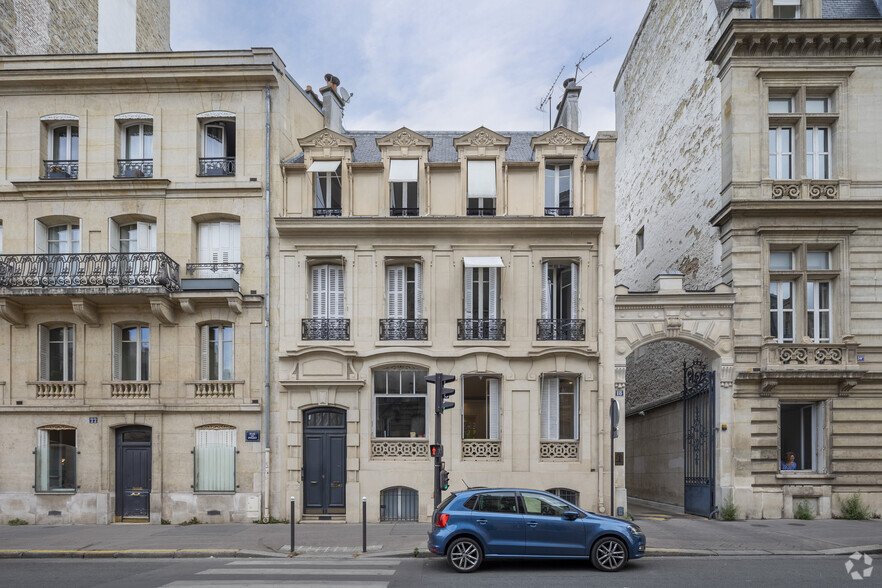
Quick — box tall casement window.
[460,257,504,340]
[467,160,496,216]
[780,402,826,472]
[374,366,428,438]
[35,220,81,254]
[544,162,572,216]
[540,375,578,440]
[201,324,233,381]
[768,91,835,182]
[462,375,500,440]
[197,221,240,279]
[39,325,75,381]
[194,426,236,492]
[109,219,156,253]
[113,325,149,381]
[35,426,76,492]
[772,0,800,18]
[308,161,343,216]
[304,263,348,340]
[382,262,425,340]
[199,119,236,176]
[768,247,836,343]
[45,123,79,179]
[118,122,154,178]
[389,159,419,216]
[538,261,583,341]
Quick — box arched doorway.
[302,407,346,517]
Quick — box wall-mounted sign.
[615,389,624,397]
[245,430,260,442]
[89,417,98,424]
[858,356,865,362]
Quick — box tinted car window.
[437,493,457,512]
[521,492,570,517]
[472,492,519,513]
[463,495,478,510]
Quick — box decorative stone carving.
[111,382,151,398]
[808,182,838,200]
[761,379,778,396]
[196,111,236,119]
[771,183,801,199]
[371,440,429,460]
[470,130,496,146]
[193,381,236,397]
[40,114,78,121]
[0,299,25,326]
[838,379,857,397]
[71,298,100,326]
[149,297,177,325]
[539,441,579,460]
[314,131,340,147]
[392,130,418,146]
[547,130,574,145]
[35,382,76,398]
[719,364,734,388]
[462,440,501,459]
[665,313,682,337]
[114,112,153,120]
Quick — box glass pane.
[769,251,793,270]
[545,167,555,207]
[820,310,830,340]
[126,125,141,158]
[807,251,830,270]
[781,282,792,309]
[769,97,793,113]
[522,492,569,517]
[773,5,799,18]
[375,396,425,437]
[806,97,829,113]
[122,430,150,442]
[463,377,488,439]
[208,327,219,380]
[559,167,571,208]
[806,282,815,310]
[143,125,153,158]
[818,282,830,309]
[70,127,78,159]
[391,182,403,208]
[222,340,233,380]
[558,378,576,439]
[140,335,149,380]
[315,174,327,208]
[473,492,518,514]
[122,340,136,380]
[783,311,793,340]
[400,370,414,394]
[53,127,67,159]
[330,175,342,208]
[205,125,224,157]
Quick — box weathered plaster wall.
[625,399,683,506]
[614,0,724,291]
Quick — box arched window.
[380,486,418,521]
[35,426,76,492]
[547,487,579,507]
[197,113,236,176]
[194,425,236,492]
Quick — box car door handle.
[527,521,538,527]
[476,518,488,525]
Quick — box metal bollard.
[290,496,295,553]
[362,496,367,553]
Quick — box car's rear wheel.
[447,537,483,573]
[590,536,628,572]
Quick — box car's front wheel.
[447,537,483,573]
[590,536,628,572]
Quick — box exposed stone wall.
[136,0,170,51]
[49,0,98,53]
[614,0,724,291]
[0,0,16,54]
[625,340,706,411]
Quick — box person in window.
[781,451,797,470]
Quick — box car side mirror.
[562,510,580,521]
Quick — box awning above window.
[388,159,418,182]
[307,160,341,173]
[463,256,504,268]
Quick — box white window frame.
[39,324,75,381]
[386,262,422,320]
[113,324,150,381]
[780,402,826,473]
[540,375,579,441]
[373,366,429,439]
[768,245,838,344]
[806,281,831,343]
[122,122,154,160]
[770,280,794,343]
[197,221,240,278]
[467,160,496,213]
[541,262,579,321]
[201,324,234,381]
[49,124,79,161]
[309,162,342,212]
[109,219,156,253]
[544,162,572,211]
[389,159,419,214]
[35,427,77,493]
[311,263,345,319]
[805,126,830,180]
[462,375,500,440]
[464,266,498,321]
[769,126,793,180]
[772,0,800,18]
[35,220,81,255]
[194,426,236,492]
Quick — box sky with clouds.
[171,0,650,138]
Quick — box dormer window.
[467,160,496,216]
[545,163,572,216]
[772,0,800,18]
[198,114,236,176]
[389,159,419,216]
[308,161,342,216]
[45,124,79,179]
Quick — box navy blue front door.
[115,426,152,520]
[303,408,346,515]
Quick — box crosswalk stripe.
[198,568,396,576]
[225,559,402,566]
[163,582,389,588]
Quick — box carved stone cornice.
[71,298,100,326]
[0,299,25,326]
[530,126,589,150]
[298,128,356,150]
[149,297,177,325]
[375,127,433,149]
[453,127,511,149]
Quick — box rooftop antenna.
[536,37,612,114]
[573,37,611,85]
[536,65,565,113]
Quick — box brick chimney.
[552,77,581,132]
[320,73,345,133]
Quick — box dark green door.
[303,408,346,515]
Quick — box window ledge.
[193,491,236,495]
[453,341,510,348]
[775,473,835,483]
[375,340,433,347]
[35,490,76,495]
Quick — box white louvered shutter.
[137,222,156,252]
[35,220,48,254]
[73,219,82,253]
[112,325,121,381]
[464,268,474,319]
[200,325,210,380]
[488,378,500,440]
[488,267,498,319]
[108,219,120,253]
[37,429,49,491]
[541,376,560,440]
[38,325,49,380]
[387,265,405,319]
[570,262,579,319]
[198,223,213,266]
[330,265,345,319]
[311,265,325,318]
[541,262,549,319]
[68,326,75,380]
[414,262,423,319]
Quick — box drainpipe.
[263,85,272,523]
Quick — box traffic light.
[439,466,449,491]
[430,444,443,458]
[428,373,456,414]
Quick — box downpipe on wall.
[263,85,272,523]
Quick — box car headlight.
[626,524,643,536]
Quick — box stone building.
[275,80,622,522]
[615,0,882,519]
[0,48,323,523]
[1,0,170,55]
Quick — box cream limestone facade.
[0,49,324,523]
[277,119,620,522]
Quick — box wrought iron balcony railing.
[116,159,153,178]
[466,206,496,217]
[545,206,573,216]
[536,318,586,341]
[302,318,350,341]
[43,160,78,179]
[0,253,180,292]
[457,318,506,341]
[314,207,342,217]
[198,157,235,176]
[185,262,244,278]
[390,207,419,217]
[379,318,428,341]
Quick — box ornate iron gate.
[683,360,715,517]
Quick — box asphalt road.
[0,554,871,587]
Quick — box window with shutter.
[194,426,236,492]
[387,265,405,319]
[463,375,501,440]
[198,221,240,278]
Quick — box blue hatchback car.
[427,488,645,573]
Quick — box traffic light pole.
[434,383,442,509]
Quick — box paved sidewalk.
[0,517,879,559]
